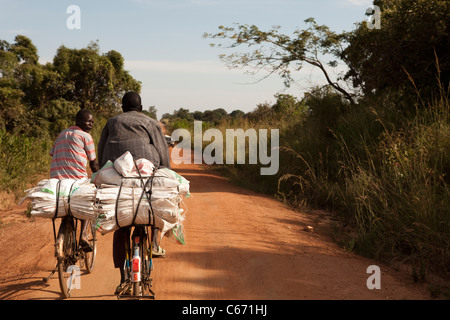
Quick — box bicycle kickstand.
[42,262,58,283]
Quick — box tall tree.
[143,106,158,120]
[341,0,450,99]
[205,18,356,105]
[52,42,141,116]
[0,36,31,133]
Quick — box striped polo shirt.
[50,126,97,179]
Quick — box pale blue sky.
[0,0,372,118]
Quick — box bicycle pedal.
[81,245,93,253]
[79,240,93,252]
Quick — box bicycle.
[115,162,167,300]
[115,224,160,300]
[43,181,97,299]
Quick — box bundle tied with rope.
[20,178,97,220]
[92,151,190,244]
[21,151,190,245]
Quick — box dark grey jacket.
[97,111,170,169]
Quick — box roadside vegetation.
[164,0,450,294]
[0,37,141,196]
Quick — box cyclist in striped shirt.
[50,109,99,179]
[50,109,99,250]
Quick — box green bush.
[0,129,51,196]
[274,89,450,277]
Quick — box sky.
[0,0,373,118]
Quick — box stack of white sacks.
[22,151,190,242]
[22,178,96,219]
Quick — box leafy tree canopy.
[0,36,141,137]
[205,0,450,107]
[342,0,450,99]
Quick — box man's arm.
[152,123,171,168]
[97,124,108,167]
[90,159,100,173]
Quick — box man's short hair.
[76,109,92,123]
[122,91,142,111]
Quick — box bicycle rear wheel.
[135,226,154,298]
[84,220,97,273]
[56,217,77,299]
[131,226,148,297]
[132,230,143,297]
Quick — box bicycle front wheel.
[56,217,77,299]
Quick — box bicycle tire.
[84,220,97,273]
[130,226,149,297]
[132,229,144,297]
[142,228,151,289]
[56,217,77,299]
[132,280,140,296]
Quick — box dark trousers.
[113,227,130,268]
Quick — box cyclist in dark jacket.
[98,91,170,294]
[97,93,170,169]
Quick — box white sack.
[91,154,156,188]
[114,151,135,177]
[95,186,184,235]
[91,161,122,186]
[114,151,155,178]
[22,178,96,220]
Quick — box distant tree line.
[162,107,240,125]
[161,93,308,130]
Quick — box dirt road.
[0,160,430,300]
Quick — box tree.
[202,108,228,124]
[341,0,450,99]
[230,109,245,119]
[173,108,193,120]
[193,110,204,120]
[161,112,174,121]
[143,106,157,119]
[272,93,306,116]
[0,85,25,133]
[0,36,36,133]
[10,35,39,65]
[0,36,142,136]
[205,19,356,105]
[52,42,141,116]
[245,102,274,123]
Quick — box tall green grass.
[335,97,450,272]
[0,129,52,196]
[174,87,450,281]
[274,90,450,279]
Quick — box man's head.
[76,109,94,133]
[122,91,142,112]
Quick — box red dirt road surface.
[0,159,430,300]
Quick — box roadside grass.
[188,88,450,295]
[0,130,51,201]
